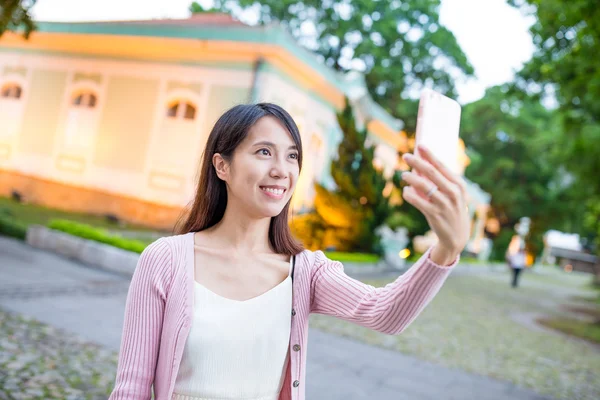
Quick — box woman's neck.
[209,203,272,254]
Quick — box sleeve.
[108,238,173,400]
[310,245,458,335]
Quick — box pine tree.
[305,99,391,253]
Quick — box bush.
[491,228,513,261]
[0,214,27,240]
[47,219,150,253]
[324,251,379,264]
[290,212,325,251]
[406,251,424,262]
[538,317,600,344]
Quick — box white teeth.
[261,187,284,195]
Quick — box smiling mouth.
[260,186,286,196]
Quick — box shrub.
[291,212,325,251]
[47,219,149,253]
[0,214,27,240]
[324,251,379,264]
[407,251,424,262]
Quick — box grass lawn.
[575,294,600,306]
[324,251,380,264]
[539,317,600,344]
[310,264,600,400]
[0,196,162,233]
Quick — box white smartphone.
[414,88,462,175]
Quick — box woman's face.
[215,116,300,218]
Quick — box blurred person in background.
[506,232,527,288]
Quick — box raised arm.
[311,144,470,335]
[109,238,173,400]
[310,247,458,335]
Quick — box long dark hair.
[175,103,305,256]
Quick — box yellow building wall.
[203,85,251,129]
[18,69,67,156]
[94,76,160,172]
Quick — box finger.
[401,171,448,206]
[402,186,436,216]
[402,152,454,194]
[417,145,464,188]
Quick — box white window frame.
[0,74,29,165]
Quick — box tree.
[506,0,600,271]
[0,0,37,39]
[189,1,216,14]
[292,99,391,253]
[507,0,600,192]
[204,0,474,130]
[460,85,586,260]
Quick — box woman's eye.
[258,148,271,156]
[289,153,299,160]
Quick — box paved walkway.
[0,236,553,400]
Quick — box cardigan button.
[293,380,300,388]
[291,309,296,316]
[293,344,301,352]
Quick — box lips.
[259,185,287,200]
[260,186,286,196]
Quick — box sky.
[30,0,536,105]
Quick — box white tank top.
[172,257,293,400]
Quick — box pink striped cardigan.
[109,231,458,400]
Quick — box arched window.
[148,96,201,188]
[62,89,101,149]
[0,80,27,156]
[72,91,97,108]
[166,101,196,120]
[1,83,22,99]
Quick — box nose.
[269,155,289,180]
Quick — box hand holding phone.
[414,89,462,175]
[400,89,469,265]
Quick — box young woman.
[109,103,470,400]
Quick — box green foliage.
[460,85,586,259]
[584,199,600,254]
[206,0,474,127]
[406,250,424,262]
[0,0,37,39]
[539,317,600,344]
[490,228,514,262]
[322,100,391,253]
[48,219,150,254]
[391,170,430,237]
[0,196,158,232]
[385,210,421,232]
[507,0,600,256]
[323,251,379,264]
[189,1,217,13]
[0,208,27,240]
[291,100,393,253]
[290,212,325,250]
[507,0,600,187]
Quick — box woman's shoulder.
[295,248,343,271]
[155,232,190,248]
[144,232,194,263]
[139,236,173,265]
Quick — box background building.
[0,13,484,237]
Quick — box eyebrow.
[252,141,298,150]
